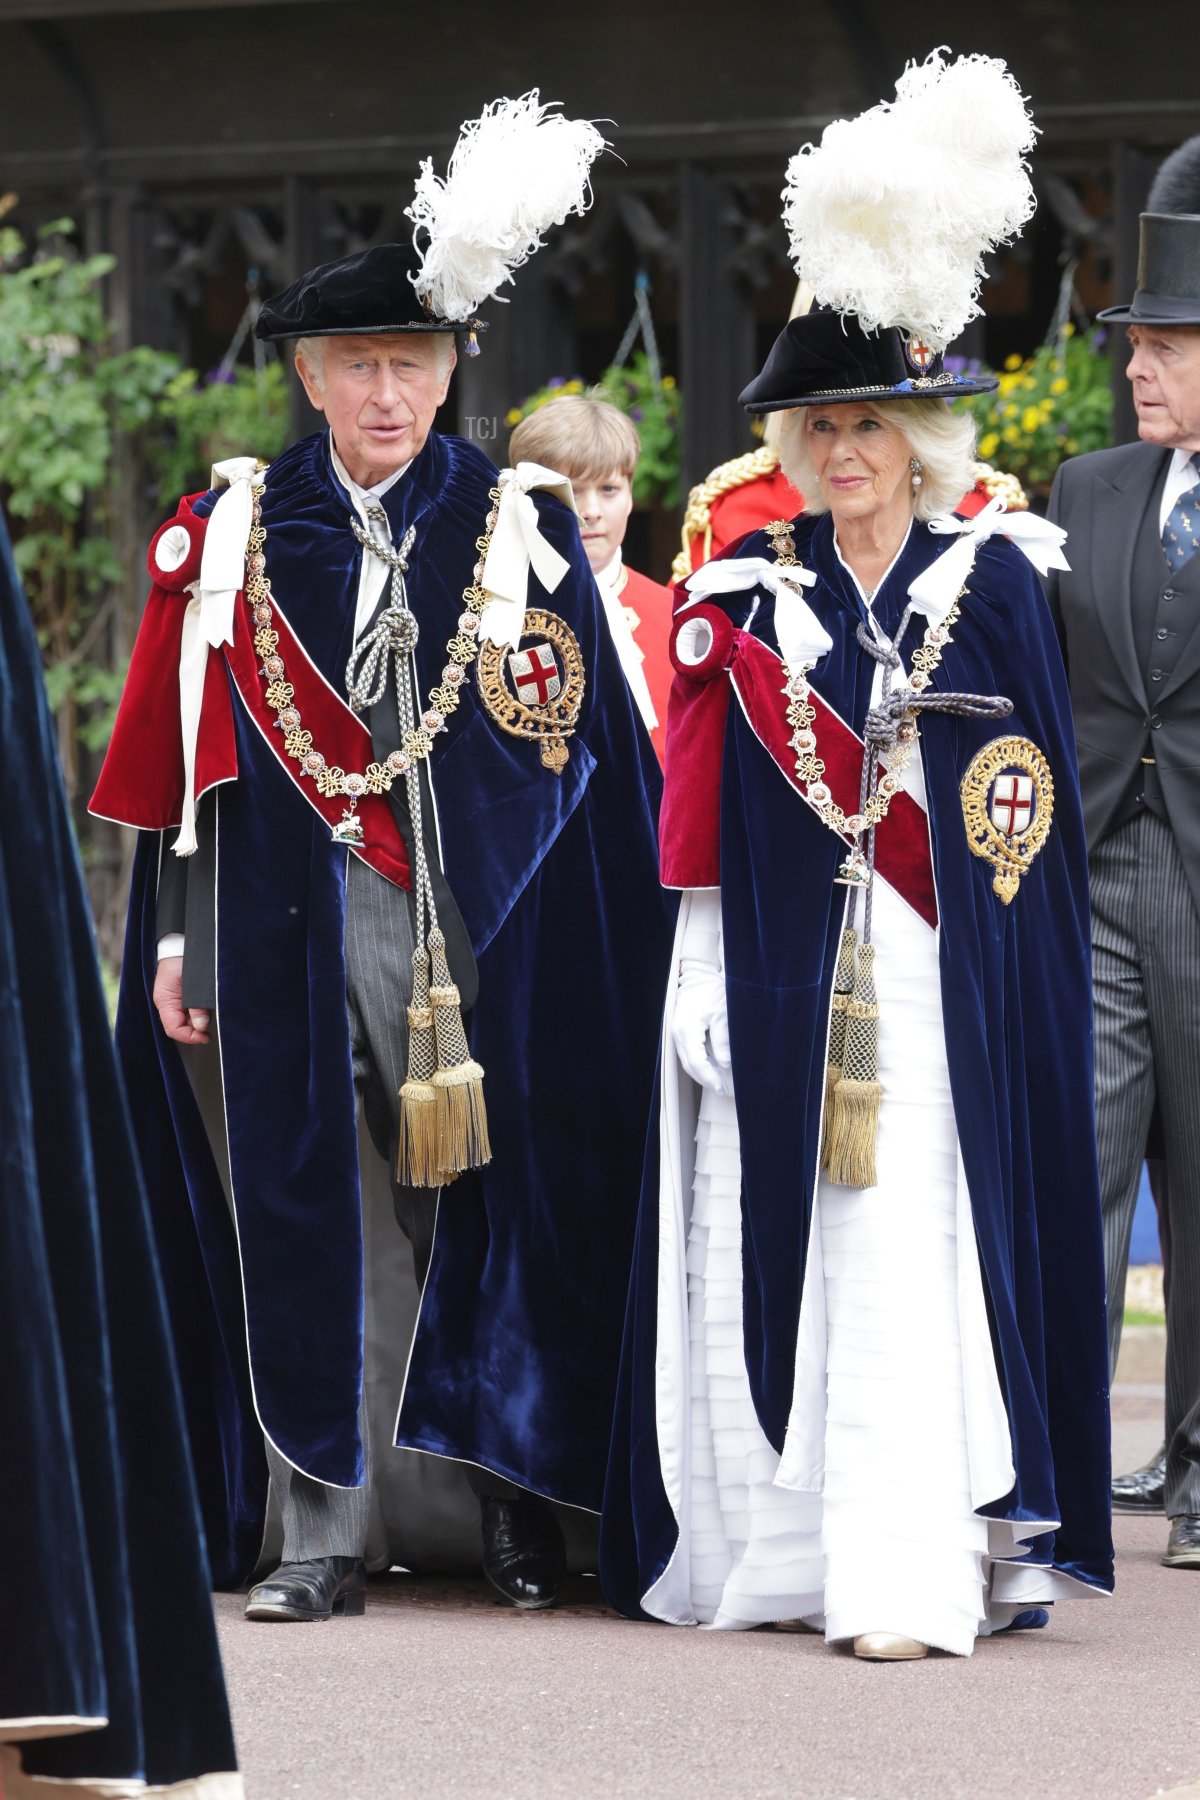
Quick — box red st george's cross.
[509,643,562,707]
[991,772,1034,836]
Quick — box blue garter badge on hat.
[961,736,1054,903]
[476,609,585,775]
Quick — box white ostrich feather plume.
[407,92,607,322]
[782,49,1036,349]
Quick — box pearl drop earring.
[910,457,923,490]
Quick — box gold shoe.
[853,1633,928,1661]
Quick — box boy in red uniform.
[510,395,672,763]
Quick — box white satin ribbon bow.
[197,457,263,648]
[906,498,1071,622]
[478,462,579,649]
[174,458,267,856]
[681,555,831,669]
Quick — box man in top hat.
[92,97,671,1621]
[1045,135,1200,1569]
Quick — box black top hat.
[1099,137,1200,328]
[255,244,486,344]
[739,307,997,412]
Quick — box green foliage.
[147,362,290,505]
[961,326,1114,493]
[508,354,683,507]
[0,220,179,790]
[0,220,289,799]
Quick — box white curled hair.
[407,92,607,323]
[782,48,1036,349]
[778,398,978,523]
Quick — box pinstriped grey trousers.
[1092,810,1200,1517]
[265,854,511,1563]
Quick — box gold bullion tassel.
[826,941,883,1190]
[397,945,442,1189]
[820,927,859,1172]
[427,927,492,1178]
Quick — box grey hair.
[294,331,457,390]
[295,336,326,386]
[777,397,977,523]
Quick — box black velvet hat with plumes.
[740,307,998,412]
[255,244,485,343]
[1100,137,1200,328]
[740,50,1037,412]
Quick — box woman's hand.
[673,967,732,1095]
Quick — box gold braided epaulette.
[670,445,782,583]
[971,460,1029,513]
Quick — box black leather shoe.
[1163,1516,1200,1569]
[480,1495,566,1611]
[1111,1443,1167,1514]
[244,1556,367,1621]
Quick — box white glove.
[671,890,732,1096]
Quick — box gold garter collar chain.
[245,481,503,836]
[765,518,964,849]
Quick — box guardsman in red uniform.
[510,395,674,762]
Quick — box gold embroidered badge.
[475,607,586,775]
[960,735,1054,904]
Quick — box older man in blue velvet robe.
[92,245,671,1621]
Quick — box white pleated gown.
[686,859,994,1651]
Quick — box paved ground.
[216,1387,1197,1800]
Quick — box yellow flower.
[564,379,583,393]
[661,375,676,390]
[1003,425,1021,445]
[1066,438,1079,453]
[1021,406,1041,433]
[979,431,1000,459]
[1050,376,1069,395]
[1021,376,1037,391]
[1062,323,1075,338]
[1004,353,1023,372]
[504,407,522,426]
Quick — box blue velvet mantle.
[601,511,1114,1616]
[115,429,673,1584]
[0,510,238,1788]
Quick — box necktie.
[1161,453,1200,574]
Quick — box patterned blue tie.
[1162,452,1200,573]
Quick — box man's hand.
[153,955,212,1046]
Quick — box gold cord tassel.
[427,927,492,1178]
[397,946,442,1188]
[821,926,858,1171]
[826,941,883,1189]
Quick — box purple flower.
[631,406,644,421]
[943,355,986,377]
[205,366,236,386]
[547,375,565,389]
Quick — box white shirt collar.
[1158,447,1200,534]
[593,546,624,592]
[328,437,411,517]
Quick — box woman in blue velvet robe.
[601,372,1114,1657]
[0,509,242,1795]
